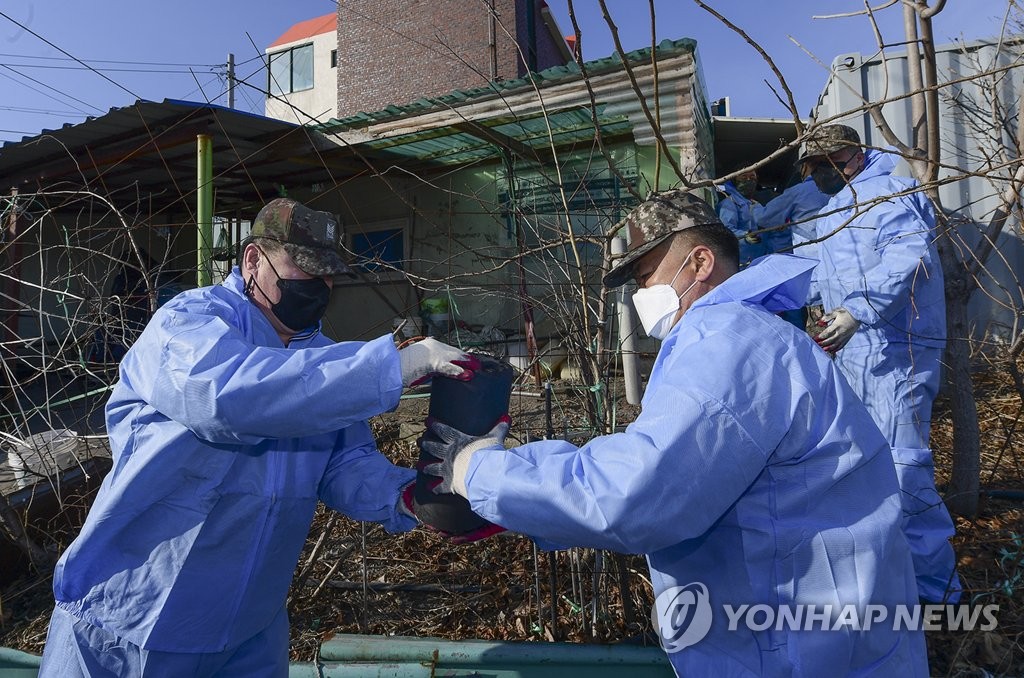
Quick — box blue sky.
[0,1,1011,143]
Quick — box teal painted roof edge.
[317,37,698,133]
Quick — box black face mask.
[248,252,331,332]
[735,179,757,199]
[272,277,331,332]
[811,159,852,195]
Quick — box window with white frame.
[268,43,314,95]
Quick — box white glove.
[815,307,861,353]
[398,337,478,387]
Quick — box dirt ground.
[1,358,1022,676]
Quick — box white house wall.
[265,30,338,124]
[297,148,648,344]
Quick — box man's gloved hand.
[744,232,761,244]
[815,307,861,353]
[398,337,480,387]
[420,416,511,497]
[400,479,505,543]
[405,419,509,548]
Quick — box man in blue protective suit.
[716,167,765,265]
[754,162,829,269]
[417,190,929,677]
[799,124,961,605]
[37,198,479,677]
[754,163,830,329]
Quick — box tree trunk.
[936,227,982,517]
[909,3,982,517]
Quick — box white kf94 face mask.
[631,249,698,340]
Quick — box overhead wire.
[0,52,224,68]
[0,7,297,133]
[233,52,267,68]
[0,66,99,115]
[0,11,238,157]
[0,62,219,75]
[176,72,231,108]
[0,14,213,226]
[1,43,295,228]
[0,10,142,100]
[0,104,83,117]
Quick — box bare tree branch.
[596,0,691,185]
[692,0,803,133]
[813,1,900,20]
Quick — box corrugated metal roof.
[312,37,710,177]
[0,97,637,220]
[319,37,698,131]
[0,98,298,153]
[0,99,329,213]
[346,107,633,165]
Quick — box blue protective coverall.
[754,177,830,303]
[716,181,765,265]
[40,268,415,673]
[815,149,960,604]
[461,255,928,677]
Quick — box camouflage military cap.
[796,124,862,164]
[603,190,722,288]
[250,198,352,277]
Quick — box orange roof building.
[268,13,336,49]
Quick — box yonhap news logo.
[653,582,999,652]
[652,582,714,652]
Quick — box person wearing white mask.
[417,190,928,677]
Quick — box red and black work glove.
[415,415,512,543]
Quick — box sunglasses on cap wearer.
[808,151,860,172]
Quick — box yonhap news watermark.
[718,601,999,633]
[653,582,999,652]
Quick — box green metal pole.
[313,633,673,677]
[197,133,214,287]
